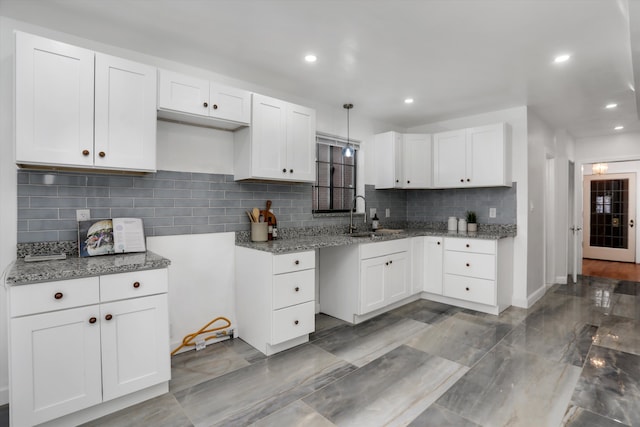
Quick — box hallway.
[582,258,640,282]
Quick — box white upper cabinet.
[402,133,432,188]
[94,54,157,171]
[16,32,95,168]
[157,69,251,128]
[234,93,316,182]
[15,32,157,172]
[433,123,511,188]
[374,131,432,189]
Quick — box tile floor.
[9,274,640,427]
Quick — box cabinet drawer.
[271,301,315,345]
[10,277,100,317]
[273,251,315,274]
[443,274,496,306]
[445,238,496,254]
[360,239,409,260]
[100,269,168,302]
[273,269,315,310]
[444,251,495,280]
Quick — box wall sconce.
[592,163,608,175]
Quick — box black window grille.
[313,140,357,213]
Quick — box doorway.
[582,173,636,262]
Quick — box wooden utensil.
[252,207,260,223]
[261,200,276,225]
[246,211,255,223]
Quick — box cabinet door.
[209,83,251,124]
[385,252,409,303]
[374,131,402,189]
[411,237,425,295]
[100,294,170,401]
[403,134,432,188]
[424,237,443,294]
[433,129,467,188]
[157,69,209,117]
[15,32,95,167]
[286,103,316,182]
[252,94,288,180]
[467,123,508,187]
[10,305,102,427]
[360,257,386,314]
[94,53,157,171]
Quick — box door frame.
[582,172,636,262]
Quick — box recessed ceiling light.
[554,54,571,63]
[605,103,618,109]
[304,54,317,63]
[404,98,414,104]
[614,125,624,130]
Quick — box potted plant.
[466,211,477,232]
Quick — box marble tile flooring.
[66,275,640,426]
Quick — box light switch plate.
[489,207,496,218]
[385,208,390,218]
[76,209,90,221]
[370,208,377,217]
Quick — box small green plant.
[466,210,477,223]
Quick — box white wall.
[574,132,640,269]
[406,106,530,307]
[552,130,576,283]
[526,111,554,302]
[581,160,640,262]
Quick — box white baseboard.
[512,285,547,309]
[555,275,567,285]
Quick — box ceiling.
[3,0,640,139]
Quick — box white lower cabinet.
[422,237,513,314]
[8,269,170,427]
[424,236,444,294]
[235,248,316,355]
[320,239,411,324]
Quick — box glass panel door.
[583,173,636,262]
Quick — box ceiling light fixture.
[592,163,608,175]
[605,103,618,109]
[342,103,354,158]
[614,125,624,130]
[304,54,317,63]
[404,98,414,104]
[554,54,571,63]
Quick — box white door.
[583,173,636,262]
[209,83,251,124]
[424,236,444,294]
[286,103,316,182]
[385,252,409,303]
[94,53,157,171]
[568,161,580,282]
[10,306,102,427]
[403,134,432,188]
[100,294,170,401]
[15,32,95,167]
[157,69,210,116]
[252,94,288,180]
[360,257,386,314]
[433,129,467,188]
[467,123,507,187]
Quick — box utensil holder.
[251,223,268,242]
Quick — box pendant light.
[342,103,354,158]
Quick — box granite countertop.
[5,251,171,286]
[236,227,516,254]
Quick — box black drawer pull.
[89,317,97,324]
[295,287,300,292]
[465,287,470,291]
[105,314,113,321]
[294,320,299,325]
[54,292,63,300]
[133,281,141,288]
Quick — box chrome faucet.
[349,195,366,234]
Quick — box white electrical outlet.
[76,209,90,221]
[385,208,391,218]
[489,207,496,218]
[370,208,377,217]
